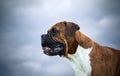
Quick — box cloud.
[42,0,71,13]
[21,61,42,72]
[94,0,120,17]
[43,62,74,76]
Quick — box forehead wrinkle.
[53,23,65,31]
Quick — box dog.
[41,21,120,76]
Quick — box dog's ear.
[64,21,80,38]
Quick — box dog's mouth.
[41,34,65,56]
[42,43,64,56]
[42,42,65,56]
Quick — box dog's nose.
[41,34,47,39]
[41,34,47,46]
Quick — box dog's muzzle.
[41,34,65,56]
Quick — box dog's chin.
[42,43,65,56]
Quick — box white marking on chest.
[67,46,92,76]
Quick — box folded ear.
[64,21,80,38]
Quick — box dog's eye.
[52,28,59,35]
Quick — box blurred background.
[1,0,120,76]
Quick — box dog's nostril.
[41,34,47,38]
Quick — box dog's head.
[41,21,80,56]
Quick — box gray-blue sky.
[0,0,120,76]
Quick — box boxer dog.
[41,21,120,76]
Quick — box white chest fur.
[67,46,92,76]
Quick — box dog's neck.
[66,31,94,55]
[75,31,94,49]
[66,45,92,76]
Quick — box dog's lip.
[42,44,64,56]
[42,46,52,51]
[42,46,62,51]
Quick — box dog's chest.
[67,46,92,76]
